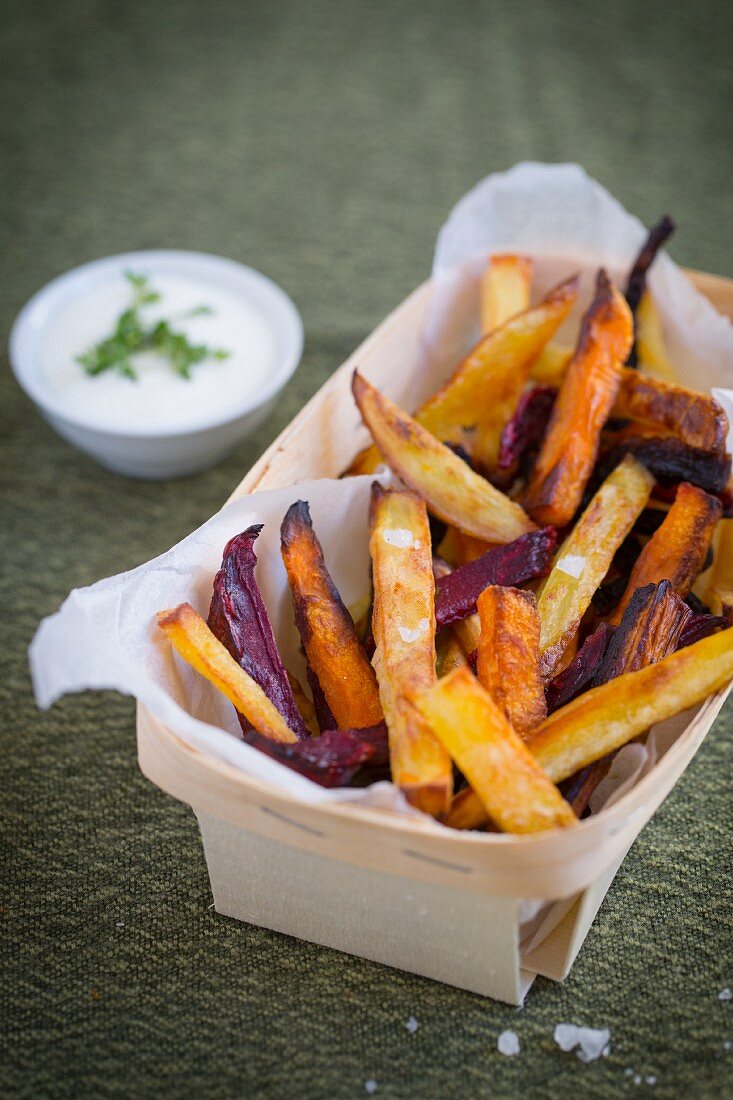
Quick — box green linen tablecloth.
[2,1,732,1096]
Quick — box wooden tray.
[137,268,733,1004]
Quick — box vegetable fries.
[157,219,733,837]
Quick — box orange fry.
[476,586,546,735]
[411,667,577,834]
[611,482,722,624]
[281,500,382,730]
[524,270,633,527]
[353,371,535,544]
[614,369,728,454]
[157,603,297,743]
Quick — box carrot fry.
[353,371,536,543]
[157,603,297,743]
[476,586,546,735]
[281,500,383,731]
[411,667,577,834]
[537,455,654,677]
[610,482,722,625]
[369,485,452,816]
[524,270,633,527]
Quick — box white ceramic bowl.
[9,250,303,479]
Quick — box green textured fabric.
[2,1,732,1096]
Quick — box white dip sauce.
[42,271,276,431]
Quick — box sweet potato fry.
[528,626,733,782]
[476,586,546,735]
[596,581,691,681]
[610,483,722,624]
[537,455,654,677]
[208,525,309,738]
[157,603,297,743]
[281,500,382,731]
[411,668,577,833]
[352,372,536,543]
[434,527,556,626]
[369,485,452,815]
[614,369,728,454]
[480,253,533,334]
[524,270,633,527]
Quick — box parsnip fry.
[614,369,728,454]
[353,372,535,543]
[524,270,633,526]
[611,482,722,625]
[480,253,532,334]
[537,455,654,677]
[347,278,577,476]
[528,627,733,783]
[157,603,297,743]
[281,500,383,731]
[369,485,452,815]
[412,668,577,834]
[477,586,546,735]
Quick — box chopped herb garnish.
[76,271,229,381]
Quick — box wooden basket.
[137,269,733,1004]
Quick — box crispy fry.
[530,343,573,386]
[411,668,577,833]
[498,385,557,471]
[596,581,690,681]
[476,586,546,735]
[524,270,633,526]
[545,623,615,712]
[598,436,731,495]
[443,785,494,831]
[537,455,654,677]
[286,671,320,737]
[528,626,733,782]
[281,500,383,730]
[614,369,728,454]
[436,632,470,678]
[369,485,452,815]
[610,483,722,624]
[480,253,533,334]
[157,603,297,743]
[353,371,536,543]
[634,291,678,382]
[347,278,578,476]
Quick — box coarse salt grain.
[634,1074,642,1085]
[555,554,586,579]
[406,1016,420,1034]
[497,1029,520,1056]
[365,1080,378,1094]
[383,528,418,549]
[553,1023,610,1063]
[397,618,430,643]
[647,1076,657,1086]
[719,988,732,1001]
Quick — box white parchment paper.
[29,163,733,867]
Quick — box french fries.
[528,627,733,782]
[634,291,677,381]
[706,518,733,615]
[348,277,577,475]
[610,482,722,624]
[369,484,452,816]
[614,370,728,454]
[476,586,546,735]
[281,500,383,730]
[480,253,532,334]
[537,455,654,677]
[157,603,297,744]
[411,668,577,833]
[524,270,633,526]
[352,371,536,543]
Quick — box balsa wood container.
[137,269,733,1005]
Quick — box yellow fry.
[411,667,577,834]
[157,603,297,743]
[353,371,535,544]
[480,253,533,335]
[707,518,733,616]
